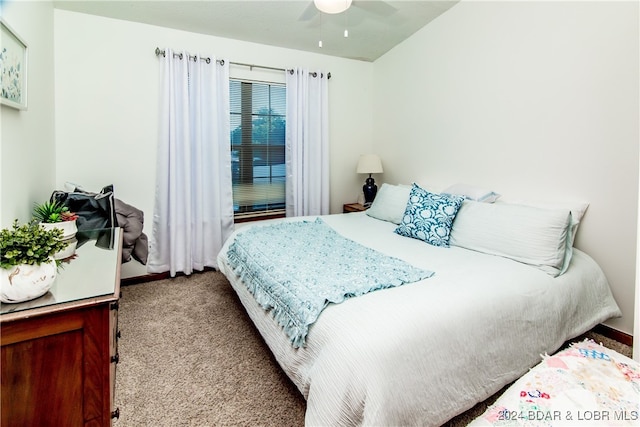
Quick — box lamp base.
[363,176,378,206]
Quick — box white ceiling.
[53,0,459,62]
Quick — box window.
[230,79,286,219]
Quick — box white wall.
[53,9,374,232]
[1,0,56,227]
[373,1,639,335]
[636,165,640,361]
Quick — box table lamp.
[356,154,383,207]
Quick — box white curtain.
[148,49,234,276]
[285,68,330,217]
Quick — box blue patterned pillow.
[394,184,464,247]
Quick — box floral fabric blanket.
[470,339,640,426]
[226,218,434,347]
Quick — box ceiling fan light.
[314,0,353,14]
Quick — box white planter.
[54,238,78,260]
[0,260,57,303]
[41,219,77,241]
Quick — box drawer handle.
[111,353,120,364]
[111,408,120,419]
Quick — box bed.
[216,183,622,426]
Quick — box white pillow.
[450,200,572,276]
[497,199,589,247]
[365,183,411,225]
[442,183,501,203]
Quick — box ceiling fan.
[299,0,397,21]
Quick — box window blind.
[230,79,286,218]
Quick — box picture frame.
[1,18,28,110]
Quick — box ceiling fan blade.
[299,1,319,21]
[352,0,397,17]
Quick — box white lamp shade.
[314,0,353,14]
[357,154,383,174]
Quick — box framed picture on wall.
[0,18,28,110]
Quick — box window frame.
[230,78,286,222]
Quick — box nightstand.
[343,203,368,213]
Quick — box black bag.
[51,185,119,231]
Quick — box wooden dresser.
[1,228,123,427]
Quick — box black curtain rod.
[154,48,331,79]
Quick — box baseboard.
[120,267,216,286]
[121,272,169,286]
[593,323,633,347]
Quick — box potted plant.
[0,220,69,303]
[33,200,79,241]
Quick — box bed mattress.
[217,212,621,426]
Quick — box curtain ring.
[311,72,317,78]
[178,53,183,60]
[219,59,225,66]
[205,57,211,64]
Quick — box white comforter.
[217,212,621,426]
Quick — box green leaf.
[0,220,69,268]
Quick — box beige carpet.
[114,270,631,426]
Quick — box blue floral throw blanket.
[226,218,434,348]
